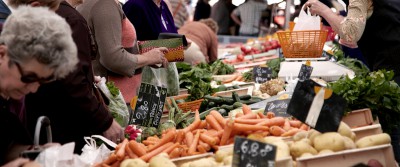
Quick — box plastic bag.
[79,135,114,166]
[293,5,321,31]
[141,62,180,96]
[35,143,88,167]
[96,77,129,127]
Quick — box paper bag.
[293,5,321,31]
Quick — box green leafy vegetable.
[179,66,214,101]
[332,44,370,76]
[266,57,285,78]
[328,70,400,132]
[106,81,119,97]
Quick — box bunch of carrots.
[221,74,244,84]
[96,104,309,166]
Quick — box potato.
[356,133,391,148]
[293,131,308,141]
[350,132,356,141]
[188,158,217,167]
[120,159,148,167]
[313,132,346,152]
[273,141,290,159]
[223,155,233,165]
[338,122,352,138]
[318,149,334,155]
[300,153,314,158]
[264,136,285,144]
[215,150,229,162]
[308,129,321,145]
[149,153,176,167]
[290,141,317,158]
[300,138,312,146]
[343,136,356,149]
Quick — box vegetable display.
[179,66,214,101]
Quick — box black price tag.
[287,80,347,133]
[133,83,167,127]
[298,64,313,81]
[264,99,291,117]
[232,137,276,167]
[253,66,272,83]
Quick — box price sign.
[298,64,313,81]
[232,137,276,167]
[253,66,272,83]
[264,99,291,117]
[152,87,167,127]
[133,83,167,127]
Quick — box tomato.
[237,54,245,61]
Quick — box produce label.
[253,66,272,83]
[133,83,167,127]
[287,80,347,133]
[233,136,276,167]
[264,99,292,117]
[298,64,313,81]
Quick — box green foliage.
[266,57,285,78]
[329,70,400,132]
[106,81,119,97]
[179,66,214,101]
[332,44,370,76]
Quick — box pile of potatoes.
[288,122,391,159]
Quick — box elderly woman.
[0,6,78,165]
[178,18,219,64]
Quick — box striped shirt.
[170,0,189,28]
[232,0,267,35]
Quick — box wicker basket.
[277,29,328,58]
[167,94,203,112]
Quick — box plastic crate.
[277,30,328,58]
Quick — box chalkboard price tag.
[298,64,313,81]
[264,99,292,117]
[232,136,276,167]
[133,83,167,127]
[253,66,272,83]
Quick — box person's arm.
[208,29,218,63]
[230,8,241,25]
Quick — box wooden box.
[296,144,397,167]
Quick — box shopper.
[193,0,210,21]
[305,0,400,163]
[77,0,169,101]
[230,0,268,37]
[210,0,236,35]
[169,0,189,29]
[178,19,218,64]
[0,6,78,164]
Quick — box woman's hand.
[102,119,125,143]
[142,47,169,68]
[2,158,41,167]
[305,0,331,17]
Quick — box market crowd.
[0,0,399,166]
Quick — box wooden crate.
[342,108,374,128]
[172,153,213,166]
[296,144,397,167]
[351,124,383,141]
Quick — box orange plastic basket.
[167,94,203,112]
[277,29,328,58]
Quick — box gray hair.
[7,0,61,9]
[0,6,78,79]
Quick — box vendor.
[0,6,78,165]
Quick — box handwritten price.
[241,140,273,158]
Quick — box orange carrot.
[269,126,286,136]
[266,111,275,119]
[281,128,302,137]
[101,164,111,167]
[299,123,309,131]
[175,130,185,143]
[185,132,194,147]
[163,143,180,154]
[210,110,227,127]
[198,120,207,129]
[140,142,174,162]
[125,142,137,158]
[146,136,160,142]
[197,145,207,153]
[128,140,147,157]
[256,117,285,127]
[222,75,238,84]
[148,129,176,152]
[183,110,201,133]
[200,133,218,146]
[235,112,244,118]
[233,123,269,131]
[227,137,235,145]
[142,140,157,146]
[169,147,181,159]
[199,141,211,151]
[103,153,117,165]
[283,119,291,131]
[206,115,223,131]
[237,113,257,119]
[204,129,219,137]
[242,104,252,115]
[220,120,234,146]
[235,118,265,124]
[116,139,128,160]
[257,112,266,118]
[110,160,121,167]
[235,75,243,81]
[188,130,200,154]
[289,120,302,128]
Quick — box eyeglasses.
[13,61,55,84]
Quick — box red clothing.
[178,21,218,63]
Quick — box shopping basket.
[277,24,328,58]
